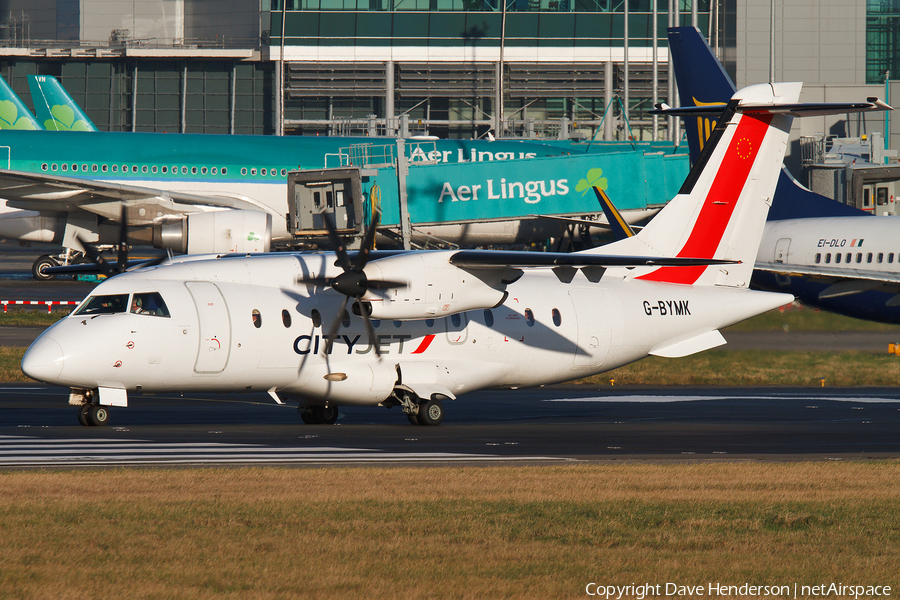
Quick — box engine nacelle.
[153,210,272,254]
[362,251,507,320]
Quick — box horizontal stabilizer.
[649,330,726,358]
[651,99,892,118]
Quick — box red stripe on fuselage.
[411,334,436,354]
[638,111,774,285]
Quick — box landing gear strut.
[397,391,445,426]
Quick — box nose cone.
[21,336,64,383]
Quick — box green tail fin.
[28,75,98,132]
[0,74,41,130]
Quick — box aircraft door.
[185,281,232,373]
[774,238,791,263]
[568,289,610,367]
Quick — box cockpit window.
[74,294,129,315]
[130,292,171,317]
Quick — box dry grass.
[579,350,900,386]
[1,464,899,599]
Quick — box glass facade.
[867,0,900,84]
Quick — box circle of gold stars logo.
[735,137,752,159]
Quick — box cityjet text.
[293,334,413,355]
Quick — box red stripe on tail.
[637,111,773,285]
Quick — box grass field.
[1,464,898,599]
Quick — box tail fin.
[668,26,735,164]
[593,186,636,240]
[0,75,41,130]
[668,25,869,219]
[598,83,801,288]
[28,75,98,132]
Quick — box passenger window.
[835,253,841,264]
[221,167,228,175]
[425,319,434,327]
[483,309,494,327]
[311,309,321,327]
[846,253,852,263]
[525,308,535,327]
[191,167,197,174]
[262,168,267,176]
[856,253,862,263]
[132,165,138,173]
[201,167,208,175]
[101,164,108,172]
[282,309,291,328]
[130,292,170,317]
[181,166,187,174]
[162,166,168,174]
[112,165,117,172]
[867,253,873,263]
[552,308,562,327]
[450,314,461,327]
[815,253,821,264]
[878,253,883,263]
[252,309,262,328]
[41,163,48,171]
[890,253,895,263]
[342,311,352,327]
[74,294,129,315]
[151,165,158,173]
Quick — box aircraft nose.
[21,336,64,382]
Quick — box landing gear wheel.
[300,409,322,425]
[407,413,420,425]
[319,405,339,425]
[87,404,110,426]
[300,406,338,425]
[418,398,444,426]
[77,404,91,426]
[32,255,58,281]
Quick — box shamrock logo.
[575,168,608,196]
[44,105,91,131]
[247,232,260,242]
[0,100,37,129]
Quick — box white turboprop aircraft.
[22,82,876,427]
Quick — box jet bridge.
[287,167,368,248]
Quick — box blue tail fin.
[0,74,40,130]
[593,186,635,240]
[668,26,869,219]
[28,75,98,132]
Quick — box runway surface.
[2,384,899,468]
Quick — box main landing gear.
[299,404,339,425]
[32,250,93,281]
[398,391,445,427]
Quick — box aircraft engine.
[152,209,272,254]
[361,251,507,320]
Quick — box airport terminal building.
[0,0,897,151]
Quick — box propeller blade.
[353,211,380,273]
[116,204,128,272]
[295,276,332,289]
[322,212,352,272]
[358,297,381,358]
[366,278,406,290]
[76,234,116,278]
[321,295,349,358]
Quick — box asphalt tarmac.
[2,384,899,467]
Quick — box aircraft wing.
[0,168,265,225]
[755,261,900,299]
[755,261,900,284]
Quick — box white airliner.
[20,83,877,427]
